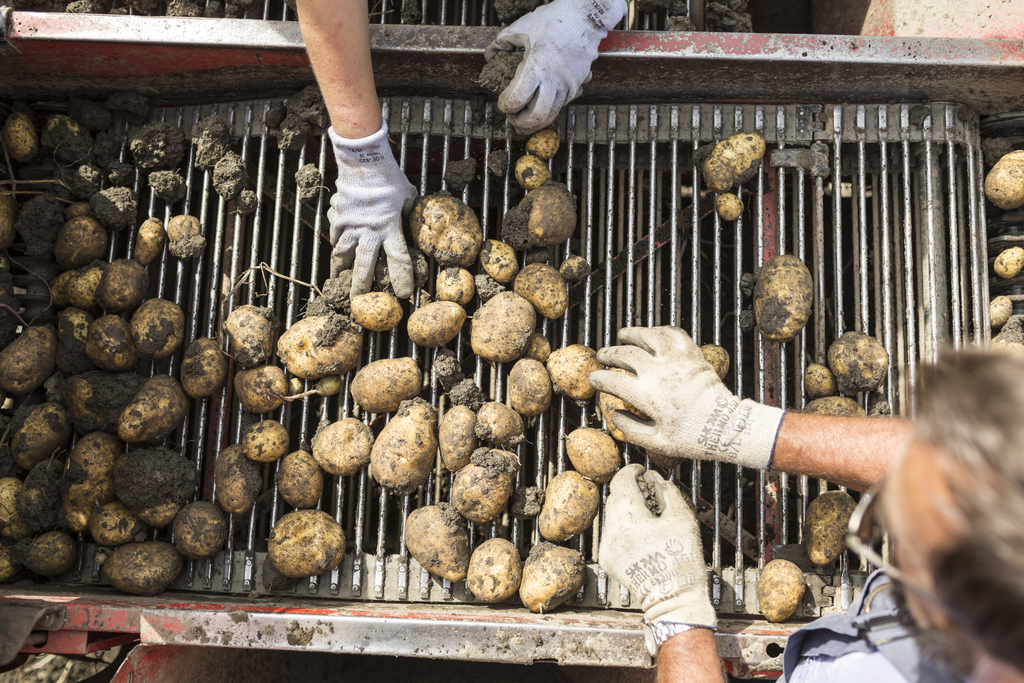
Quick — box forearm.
[295,0,381,137]
[657,628,725,683]
[770,412,912,492]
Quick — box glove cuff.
[328,117,389,154]
[644,591,718,630]
[551,0,626,32]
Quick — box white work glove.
[327,120,417,299]
[588,326,784,470]
[485,0,626,135]
[600,464,716,628]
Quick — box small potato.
[350,357,422,414]
[234,365,288,413]
[180,337,228,398]
[409,192,483,268]
[351,292,403,332]
[559,255,589,283]
[134,217,166,266]
[470,292,537,363]
[103,541,183,595]
[173,501,227,559]
[405,503,469,581]
[62,431,121,533]
[508,358,552,417]
[310,418,373,476]
[519,542,585,614]
[538,471,599,542]
[523,332,551,363]
[0,478,32,540]
[526,129,560,160]
[991,296,1014,329]
[827,331,889,395]
[514,264,568,320]
[215,444,262,515]
[715,192,744,221]
[267,509,345,579]
[479,240,519,284]
[12,402,72,470]
[370,398,437,495]
[0,325,57,395]
[65,261,106,310]
[89,501,146,546]
[439,405,478,472]
[565,428,619,484]
[700,344,730,380]
[803,396,865,416]
[985,150,1024,209]
[131,298,185,359]
[243,419,290,463]
[467,538,523,603]
[97,259,149,312]
[278,315,363,380]
[276,451,323,509]
[55,216,108,270]
[805,363,837,398]
[757,559,806,623]
[547,344,600,401]
[804,490,857,566]
[167,214,205,260]
[86,315,139,372]
[515,154,551,190]
[25,531,77,576]
[598,371,649,442]
[118,375,189,443]
[475,401,524,446]
[225,305,279,368]
[65,201,91,221]
[994,246,1024,279]
[435,268,475,306]
[452,448,519,523]
[754,254,814,343]
[703,132,766,193]
[0,193,17,251]
[407,301,466,347]
[2,111,38,162]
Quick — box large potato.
[0,478,32,539]
[103,541,183,595]
[54,216,108,270]
[65,261,106,310]
[242,419,290,463]
[351,292,403,332]
[370,398,437,495]
[451,448,519,523]
[519,543,585,613]
[277,315,363,380]
[703,132,766,192]
[827,331,889,395]
[438,405,478,472]
[805,363,837,398]
[276,451,324,509]
[803,396,865,416]
[508,358,552,417]
[172,501,227,559]
[985,150,1024,210]
[547,345,600,401]
[131,299,185,359]
[467,538,522,603]
[25,531,77,576]
[757,559,806,622]
[118,375,189,443]
[89,501,146,546]
[234,365,287,414]
[538,470,599,542]
[0,325,56,395]
[513,264,568,319]
[224,304,278,368]
[409,192,483,268]
[479,240,519,284]
[114,447,196,526]
[97,259,149,312]
[310,418,373,476]
[86,315,139,372]
[267,509,345,579]
[214,444,261,515]
[11,402,72,470]
[565,428,619,484]
[475,401,524,446]
[180,337,228,398]
[522,183,576,247]
[134,217,166,266]
[62,431,121,533]
[804,490,857,566]
[405,503,469,581]
[754,255,813,343]
[350,357,421,413]
[435,268,475,306]
[470,292,536,363]
[407,301,466,348]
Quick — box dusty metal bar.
[878,106,896,413]
[900,105,919,416]
[945,105,963,348]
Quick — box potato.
[405,503,469,581]
[50,271,73,309]
[513,264,568,320]
[479,240,519,284]
[985,150,1024,209]
[310,418,373,476]
[515,154,551,190]
[97,259,149,312]
[278,315,363,380]
[65,261,106,310]
[511,183,577,249]
[565,428,619,484]
[559,255,589,282]
[827,331,889,395]
[103,541,183,595]
[991,295,1014,329]
[994,246,1024,279]
[64,372,144,434]
[754,254,813,343]
[804,490,857,565]
[18,459,64,532]
[234,365,287,413]
[115,447,196,525]
[547,344,600,401]
[519,542,585,613]
[351,292,403,332]
[471,292,537,363]
[407,301,466,347]
[212,444,260,515]
[118,375,189,443]
[468,538,523,603]
[0,192,17,251]
[805,363,837,398]
[225,304,278,368]
[526,129,560,160]
[538,470,600,542]
[55,216,108,270]
[803,396,865,416]
[276,451,323,509]
[598,380,649,441]
[180,337,228,398]
[703,132,766,193]
[452,448,519,523]
[409,192,483,268]
[64,201,91,221]
[11,402,72,470]
[715,192,743,221]
[167,214,205,260]
[56,307,95,375]
[700,344,730,380]
[173,501,227,559]
[86,314,139,372]
[757,559,806,622]
[242,419,290,463]
[435,268,475,306]
[508,358,552,417]
[25,531,76,576]
[475,401,524,446]
[0,546,20,583]
[130,298,184,359]
[523,332,551,363]
[89,501,146,546]
[62,431,121,533]
[370,398,437,495]
[267,509,345,579]
[350,357,421,413]
[0,478,32,539]
[134,217,166,266]
[0,325,56,395]
[438,405,478,472]
[2,111,38,162]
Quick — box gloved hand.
[485,0,626,135]
[588,326,784,471]
[599,463,716,627]
[327,119,417,299]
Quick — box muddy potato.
[407,301,466,348]
[405,503,469,581]
[523,332,551,363]
[310,418,373,476]
[804,490,857,565]
[278,315,362,380]
[547,344,600,401]
[214,444,261,515]
[11,402,72,470]
[103,541,183,595]
[225,304,278,368]
[526,129,559,160]
[409,192,483,268]
[65,261,106,310]
[0,546,19,583]
[64,372,144,434]
[234,365,288,413]
[471,292,537,363]
[803,396,865,416]
[565,428,619,484]
[0,478,32,540]
[522,184,576,248]
[519,543,585,614]
[97,259,149,312]
[991,296,1014,329]
[508,358,552,417]
[166,214,204,259]
[50,271,74,309]
[242,419,290,464]
[514,154,551,190]
[475,401,525,447]
[62,431,121,533]
[86,315,139,372]
[276,451,323,509]
[754,254,813,343]
[17,460,65,532]
[134,217,166,266]
[703,132,766,193]
[435,267,475,306]
[89,501,145,546]
[597,371,649,442]
[452,448,519,523]
[513,264,567,320]
[0,193,16,250]
[439,405,478,473]
[467,538,523,603]
[173,501,227,559]
[118,375,189,443]
[56,307,94,375]
[985,150,1024,210]
[351,292,403,332]
[267,510,345,579]
[25,531,76,576]
[115,447,196,526]
[180,337,228,398]
[994,246,1024,279]
[700,344,730,380]
[2,111,38,162]
[479,240,519,284]
[827,331,889,395]
[131,298,184,359]
[370,398,437,495]
[538,470,600,542]
[715,192,744,221]
[350,357,421,413]
[757,559,806,623]
[65,202,91,221]
[55,216,108,270]
[0,325,56,395]
[805,363,837,398]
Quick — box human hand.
[327,120,417,299]
[588,326,784,470]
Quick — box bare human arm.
[657,629,725,683]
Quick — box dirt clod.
[705,0,752,31]
[63,163,102,200]
[295,164,322,202]
[19,459,65,532]
[637,470,665,516]
[285,86,328,128]
[433,348,463,392]
[203,1,224,16]
[277,112,311,151]
[15,194,64,259]
[114,447,196,513]
[479,51,524,96]
[90,186,138,231]
[474,273,505,303]
[494,0,541,23]
[191,116,233,170]
[130,122,186,171]
[500,204,530,248]
[70,98,113,132]
[106,92,149,125]
[40,117,94,165]
[149,170,186,204]
[107,161,134,187]
[166,0,202,15]
[511,485,544,518]
[236,189,258,215]
[444,158,477,193]
[448,378,484,411]
[487,149,509,178]
[265,102,287,128]
[212,152,247,200]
